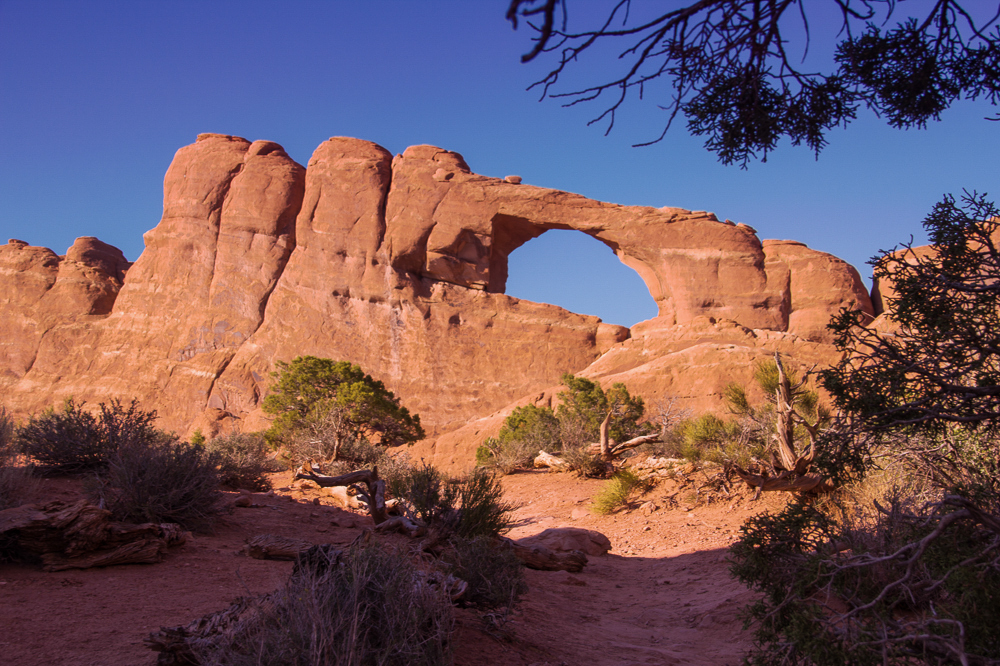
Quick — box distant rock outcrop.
[1,134,874,468]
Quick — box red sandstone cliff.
[1,134,873,466]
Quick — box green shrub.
[480,405,561,475]
[18,398,160,473]
[445,535,527,610]
[197,544,453,666]
[454,468,517,539]
[475,435,538,475]
[559,444,611,478]
[390,462,458,526]
[93,439,225,530]
[592,468,645,515]
[390,464,516,539]
[0,407,37,511]
[557,374,650,446]
[206,432,275,492]
[262,356,424,462]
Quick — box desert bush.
[651,413,743,464]
[0,407,37,510]
[556,374,650,447]
[93,439,225,530]
[732,194,1000,665]
[18,398,161,472]
[389,464,516,539]
[198,544,454,666]
[481,405,560,474]
[389,462,459,526]
[475,436,538,475]
[206,432,275,492]
[444,535,527,610]
[557,443,611,478]
[454,468,517,539]
[591,468,646,515]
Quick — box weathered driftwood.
[295,464,387,524]
[146,588,280,665]
[0,499,185,571]
[587,433,661,459]
[533,450,571,471]
[373,515,427,538]
[501,536,588,573]
[242,534,315,561]
[731,468,833,494]
[732,353,832,496]
[148,545,344,664]
[534,432,662,471]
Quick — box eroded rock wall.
[2,134,873,458]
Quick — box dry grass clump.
[475,436,538,475]
[443,535,527,611]
[206,432,277,492]
[389,464,518,539]
[197,544,454,666]
[591,468,648,515]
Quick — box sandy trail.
[0,467,778,666]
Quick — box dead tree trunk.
[598,410,612,459]
[0,499,186,571]
[733,352,830,495]
[586,433,660,459]
[295,464,387,524]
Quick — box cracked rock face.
[1,134,873,458]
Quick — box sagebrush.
[197,544,454,666]
[93,439,225,530]
[206,432,276,492]
[18,398,161,472]
[444,535,527,611]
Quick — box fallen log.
[533,450,571,471]
[373,515,427,538]
[586,433,661,459]
[295,464,387,524]
[0,499,186,571]
[242,534,315,561]
[732,467,833,494]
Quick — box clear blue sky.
[1,1,997,327]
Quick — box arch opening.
[503,229,658,328]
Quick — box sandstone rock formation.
[1,134,874,468]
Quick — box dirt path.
[0,467,779,665]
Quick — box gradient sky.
[2,1,997,327]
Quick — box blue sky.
[1,1,997,327]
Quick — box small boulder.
[325,486,364,509]
[519,527,612,556]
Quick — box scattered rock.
[504,175,522,184]
[325,487,364,509]
[519,527,612,557]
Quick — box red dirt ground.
[0,465,784,666]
